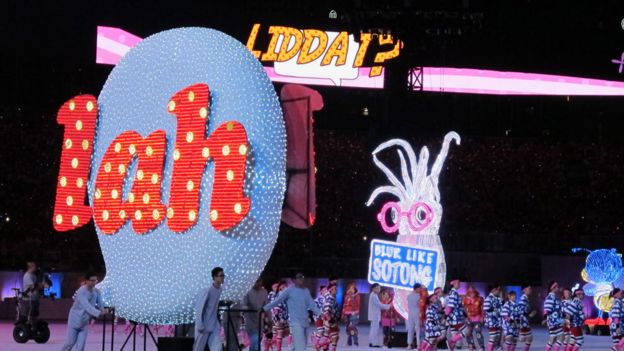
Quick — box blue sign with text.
[367,239,439,291]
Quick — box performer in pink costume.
[342,282,361,346]
[463,286,485,351]
[380,289,398,347]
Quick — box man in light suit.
[368,283,390,347]
[407,283,422,349]
[263,272,320,351]
[61,272,108,351]
[194,266,225,351]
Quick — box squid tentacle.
[366,185,405,206]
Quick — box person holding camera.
[61,272,108,351]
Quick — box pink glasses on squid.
[376,201,434,233]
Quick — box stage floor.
[0,321,615,351]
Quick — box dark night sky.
[2,1,624,275]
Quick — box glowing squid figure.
[366,131,460,319]
[572,247,624,312]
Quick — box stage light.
[366,132,460,319]
[362,107,369,116]
[329,10,338,19]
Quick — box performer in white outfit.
[61,273,108,351]
[407,283,422,349]
[193,267,225,351]
[368,283,390,347]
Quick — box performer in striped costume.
[484,284,503,351]
[563,288,585,351]
[263,283,279,351]
[422,293,446,351]
[561,288,573,350]
[609,289,624,351]
[312,286,328,347]
[315,284,339,351]
[501,291,521,351]
[543,281,564,351]
[271,281,290,351]
[445,279,468,351]
[518,285,536,351]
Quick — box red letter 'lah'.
[167,83,250,232]
[52,84,251,234]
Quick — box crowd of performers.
[421,280,588,351]
[258,278,597,351]
[262,278,355,351]
[245,279,624,351]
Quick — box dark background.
[2,0,624,283]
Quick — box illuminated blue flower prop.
[585,249,622,283]
[572,248,624,312]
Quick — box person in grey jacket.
[263,272,320,351]
[61,272,108,351]
[368,283,390,347]
[194,266,225,351]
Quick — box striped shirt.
[425,303,443,337]
[484,293,502,328]
[501,300,521,336]
[563,297,585,327]
[543,292,563,329]
[610,298,623,332]
[446,288,466,326]
[518,294,531,329]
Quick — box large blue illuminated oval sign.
[62,27,286,324]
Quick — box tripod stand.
[119,320,158,351]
